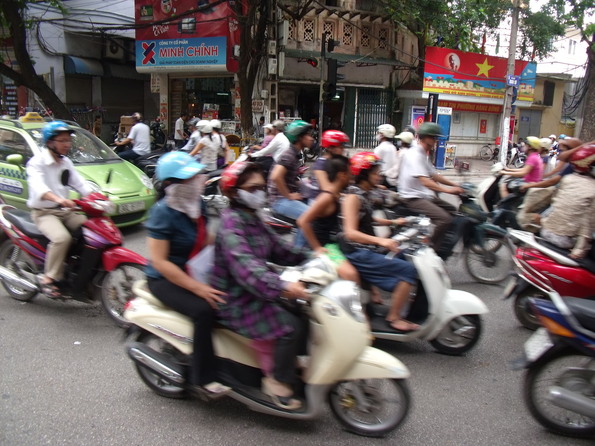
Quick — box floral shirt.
[212,207,307,340]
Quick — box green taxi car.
[0,114,156,227]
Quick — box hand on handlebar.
[451,186,465,195]
[58,198,76,209]
[282,281,310,301]
[379,238,400,253]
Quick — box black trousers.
[147,277,216,386]
[273,310,306,384]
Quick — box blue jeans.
[272,198,309,248]
[345,248,417,292]
[118,149,141,161]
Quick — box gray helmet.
[272,120,286,131]
[418,122,443,138]
[187,118,200,128]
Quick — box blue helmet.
[156,151,205,181]
[42,121,72,144]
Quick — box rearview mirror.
[6,154,24,166]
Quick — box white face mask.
[165,174,206,219]
[237,189,266,210]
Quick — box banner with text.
[423,47,536,102]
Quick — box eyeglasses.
[240,184,266,193]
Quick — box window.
[0,130,32,163]
[568,40,576,55]
[543,81,555,106]
[342,23,353,46]
[361,25,370,48]
[287,20,295,41]
[378,28,388,49]
[323,21,335,37]
[303,20,315,42]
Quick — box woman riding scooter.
[145,152,230,398]
[212,161,309,410]
[339,152,418,332]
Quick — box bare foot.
[388,319,419,332]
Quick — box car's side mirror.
[6,154,24,166]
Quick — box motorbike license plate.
[524,328,553,362]
[502,276,518,298]
[119,200,146,214]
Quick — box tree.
[540,0,595,142]
[0,0,72,119]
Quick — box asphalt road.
[0,222,592,446]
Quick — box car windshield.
[27,127,121,164]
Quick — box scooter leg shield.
[427,290,489,339]
[340,347,410,382]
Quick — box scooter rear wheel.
[329,378,410,437]
[100,263,146,328]
[525,348,595,437]
[465,236,513,284]
[0,240,37,302]
[130,330,188,399]
[430,315,482,355]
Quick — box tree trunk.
[1,1,72,120]
[578,49,595,143]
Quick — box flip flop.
[386,319,419,333]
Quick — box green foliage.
[519,11,564,59]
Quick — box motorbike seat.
[3,208,49,244]
[538,238,595,274]
[563,296,595,331]
[272,212,296,226]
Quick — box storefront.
[134,0,241,134]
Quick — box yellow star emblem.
[476,58,494,77]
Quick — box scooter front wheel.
[514,288,548,331]
[465,236,513,284]
[100,263,146,328]
[0,240,37,302]
[329,378,410,437]
[430,315,482,355]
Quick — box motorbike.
[514,290,595,438]
[150,119,167,152]
[0,193,147,327]
[508,143,526,168]
[367,216,489,354]
[389,184,513,284]
[124,257,412,437]
[503,229,595,330]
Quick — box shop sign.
[411,106,426,129]
[423,46,535,102]
[252,100,264,113]
[438,100,502,114]
[136,36,226,72]
[150,73,160,93]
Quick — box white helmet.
[201,124,213,134]
[211,119,222,130]
[195,120,209,132]
[377,124,396,139]
[539,137,553,150]
[548,134,556,140]
[395,131,414,145]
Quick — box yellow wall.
[531,77,573,137]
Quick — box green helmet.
[285,120,312,144]
[418,122,444,138]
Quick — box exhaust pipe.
[547,386,595,418]
[0,265,38,292]
[127,342,185,384]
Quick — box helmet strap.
[47,142,64,159]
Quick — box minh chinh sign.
[423,47,536,102]
[134,0,242,73]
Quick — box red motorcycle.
[0,193,146,327]
[504,229,595,330]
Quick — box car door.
[0,129,33,208]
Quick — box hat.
[396,131,414,145]
[264,123,274,130]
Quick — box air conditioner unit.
[105,40,124,60]
[268,58,277,75]
[267,40,277,56]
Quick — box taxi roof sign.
[19,112,45,123]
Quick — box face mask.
[237,189,266,210]
[375,134,383,142]
[165,174,206,219]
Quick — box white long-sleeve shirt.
[251,132,290,160]
[26,149,92,209]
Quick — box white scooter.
[369,217,489,354]
[123,257,411,437]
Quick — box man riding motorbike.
[114,112,151,161]
[26,121,93,298]
[397,122,464,251]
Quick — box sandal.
[262,377,302,410]
[37,275,63,299]
[386,319,420,333]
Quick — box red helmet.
[570,144,595,173]
[321,130,350,148]
[349,152,380,176]
[220,161,252,193]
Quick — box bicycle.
[479,143,499,161]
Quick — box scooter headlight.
[322,281,365,323]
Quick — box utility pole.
[318,32,328,133]
[499,0,520,165]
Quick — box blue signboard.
[136,36,226,72]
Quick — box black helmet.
[418,122,443,138]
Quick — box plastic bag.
[186,245,215,283]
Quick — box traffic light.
[322,81,336,101]
[327,38,339,53]
[306,58,318,68]
[323,58,345,101]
